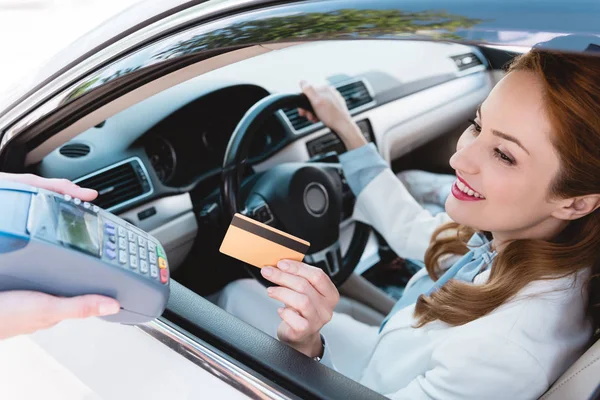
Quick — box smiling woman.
[419,51,600,331]
[222,48,600,399]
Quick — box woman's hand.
[0,172,120,340]
[260,259,340,358]
[0,291,121,340]
[298,81,368,151]
[0,172,98,200]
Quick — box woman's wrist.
[334,119,368,151]
[287,333,323,358]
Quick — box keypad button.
[158,257,167,270]
[105,226,116,236]
[149,252,157,264]
[139,248,146,260]
[157,246,166,258]
[104,221,115,229]
[160,268,169,284]
[105,248,116,260]
[92,205,100,213]
[118,226,126,237]
[119,251,127,264]
[137,236,146,247]
[129,242,136,254]
[140,260,149,274]
[63,194,72,202]
[106,241,116,251]
[73,198,81,206]
[83,202,91,209]
[128,231,136,242]
[150,264,158,278]
[118,237,127,250]
[130,255,138,269]
[147,241,156,253]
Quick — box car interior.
[7,38,599,399]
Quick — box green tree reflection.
[64,8,482,103]
[154,9,482,59]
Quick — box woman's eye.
[493,149,515,165]
[468,119,482,135]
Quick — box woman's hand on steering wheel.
[260,259,339,358]
[298,81,368,151]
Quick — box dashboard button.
[140,260,149,274]
[160,269,168,284]
[130,255,138,269]
[105,248,116,260]
[158,257,167,270]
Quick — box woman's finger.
[0,173,98,201]
[261,267,319,298]
[277,260,338,302]
[305,111,319,123]
[267,286,315,320]
[277,307,310,336]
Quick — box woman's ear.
[552,194,600,220]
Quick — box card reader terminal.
[0,179,169,324]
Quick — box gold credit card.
[219,213,310,269]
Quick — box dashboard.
[33,40,494,275]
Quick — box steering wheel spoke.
[221,92,370,287]
[305,241,342,277]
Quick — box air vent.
[75,159,152,210]
[282,79,374,131]
[59,143,90,158]
[451,53,483,71]
[306,132,346,157]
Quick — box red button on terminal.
[160,268,169,284]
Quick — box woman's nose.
[450,142,480,175]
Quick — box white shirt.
[322,168,592,400]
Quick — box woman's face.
[445,70,565,241]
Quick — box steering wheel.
[221,93,370,287]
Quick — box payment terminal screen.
[56,202,100,257]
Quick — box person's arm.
[299,82,453,262]
[350,166,453,262]
[0,173,120,340]
[383,334,547,400]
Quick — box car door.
[0,1,598,400]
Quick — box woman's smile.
[451,175,485,201]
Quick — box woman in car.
[220,49,600,399]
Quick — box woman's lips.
[456,175,478,193]
[451,181,484,202]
